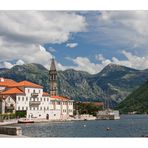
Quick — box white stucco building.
[49,96,74,120]
[0,77,74,120]
[0,78,50,119]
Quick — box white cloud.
[0,11,87,69]
[65,56,104,74]
[16,59,25,65]
[66,43,78,48]
[0,59,25,69]
[96,51,148,71]
[3,62,14,69]
[97,11,148,50]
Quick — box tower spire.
[50,58,56,71]
[49,58,58,96]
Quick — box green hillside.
[1,63,148,104]
[117,81,148,114]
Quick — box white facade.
[0,78,74,120]
[15,88,50,119]
[50,98,74,120]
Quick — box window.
[44,98,46,101]
[47,107,49,110]
[18,106,20,110]
[33,90,35,93]
[57,101,60,105]
[28,89,30,93]
[39,90,40,93]
[18,97,20,101]
[40,98,42,101]
[22,107,24,110]
[26,97,28,101]
[22,97,24,101]
[26,107,28,110]
[40,107,42,110]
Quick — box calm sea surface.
[12,115,148,137]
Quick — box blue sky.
[0,11,148,74]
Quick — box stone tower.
[49,58,58,96]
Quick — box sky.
[1,11,148,74]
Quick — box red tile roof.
[0,78,43,88]
[0,87,24,95]
[51,95,70,101]
[43,92,50,96]
[15,81,43,88]
[0,78,18,87]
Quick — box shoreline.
[0,134,27,138]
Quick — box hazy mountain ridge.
[0,63,148,104]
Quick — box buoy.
[106,127,111,131]
[83,124,86,127]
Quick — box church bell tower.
[49,58,58,96]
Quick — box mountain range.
[0,63,148,105]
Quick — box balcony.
[29,101,41,107]
[31,93,38,97]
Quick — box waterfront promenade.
[0,119,18,126]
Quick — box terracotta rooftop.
[51,95,70,101]
[0,87,24,95]
[0,78,18,87]
[15,81,43,88]
[43,92,50,96]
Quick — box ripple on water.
[12,115,148,137]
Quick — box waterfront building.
[0,78,50,119]
[0,58,74,120]
[50,96,74,120]
[0,77,73,120]
[49,58,74,119]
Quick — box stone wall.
[0,126,22,136]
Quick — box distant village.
[0,59,74,121]
[0,58,119,123]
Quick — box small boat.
[18,118,34,123]
[106,127,111,131]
